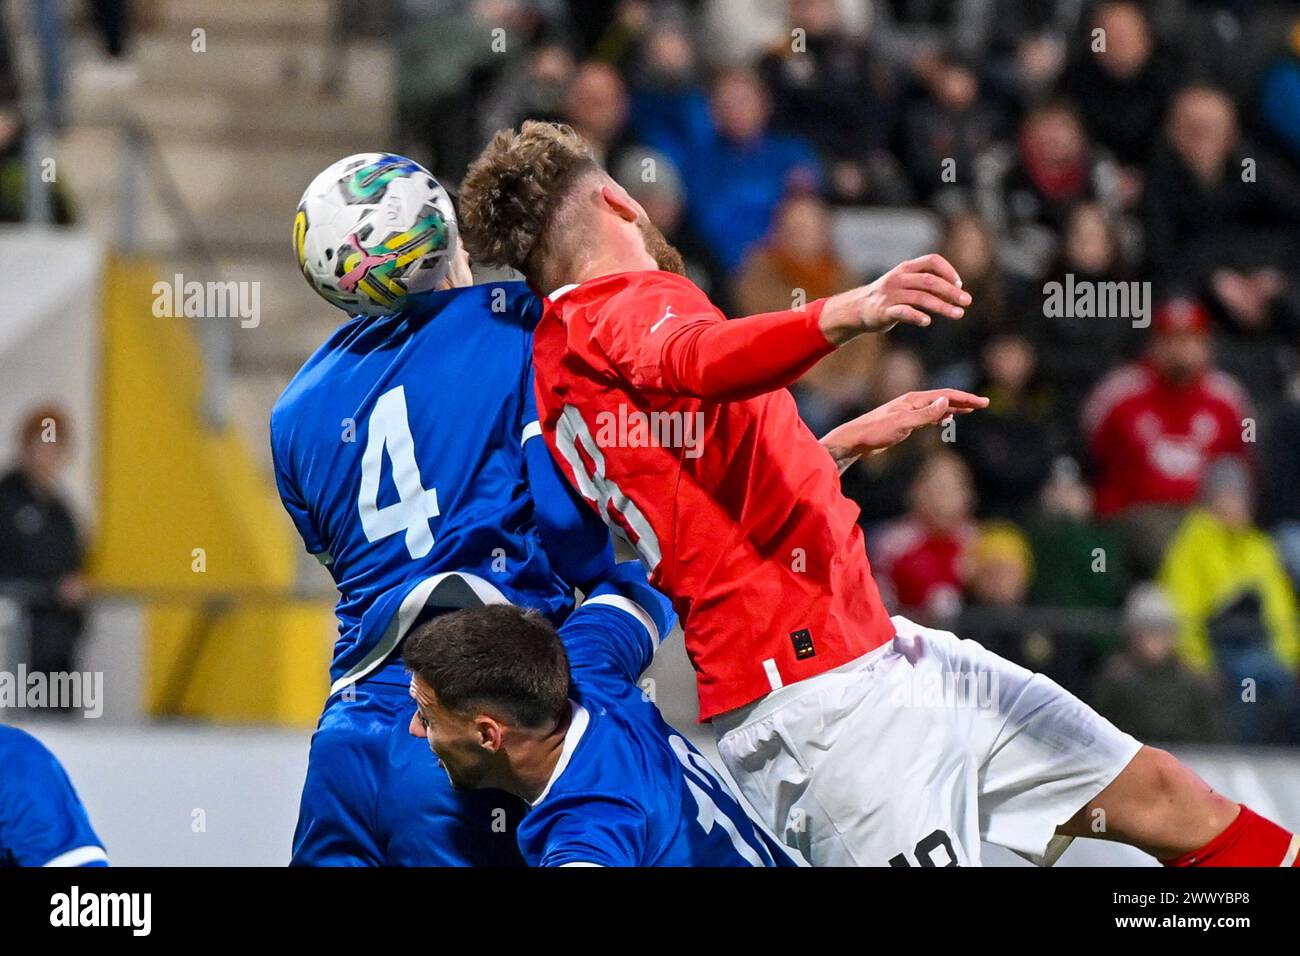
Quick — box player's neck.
[566,250,657,289]
[511,704,574,804]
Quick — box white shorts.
[712,615,1143,867]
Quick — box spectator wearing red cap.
[1081,298,1252,573]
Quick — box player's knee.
[1137,747,1187,804]
[1130,746,1230,818]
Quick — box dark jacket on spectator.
[1144,143,1300,286]
[1092,653,1224,744]
[0,469,84,670]
[1060,44,1180,167]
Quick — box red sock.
[1161,805,1300,867]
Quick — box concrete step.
[59,128,384,256]
[125,34,391,102]
[147,139,391,217]
[113,86,391,144]
[153,0,337,38]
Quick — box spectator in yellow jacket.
[1159,456,1300,742]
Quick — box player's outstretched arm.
[819,389,989,475]
[655,255,970,403]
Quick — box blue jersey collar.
[529,700,590,807]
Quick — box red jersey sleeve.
[586,271,835,402]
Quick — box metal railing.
[0,582,332,720]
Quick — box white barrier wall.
[0,227,103,523]
[12,721,311,867]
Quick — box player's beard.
[440,758,480,791]
[435,749,484,791]
[638,218,687,276]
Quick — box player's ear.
[599,184,640,224]
[475,715,505,753]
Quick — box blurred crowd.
[398,0,1300,746]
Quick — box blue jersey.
[517,563,800,867]
[0,727,107,867]
[271,283,611,691]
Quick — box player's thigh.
[291,694,388,866]
[892,616,1143,863]
[717,650,981,867]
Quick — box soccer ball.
[292,152,458,316]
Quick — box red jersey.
[1082,360,1251,516]
[533,270,896,720]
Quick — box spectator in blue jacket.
[1258,18,1300,167]
[632,66,822,272]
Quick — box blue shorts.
[291,662,527,866]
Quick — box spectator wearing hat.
[0,408,88,703]
[958,520,1078,689]
[1159,456,1300,744]
[1092,583,1224,745]
[1081,298,1252,572]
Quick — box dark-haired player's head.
[458,121,685,294]
[403,604,571,794]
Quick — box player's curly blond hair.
[458,121,600,290]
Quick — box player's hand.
[819,389,988,472]
[819,254,971,344]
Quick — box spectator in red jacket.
[1081,298,1251,571]
[871,449,977,623]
